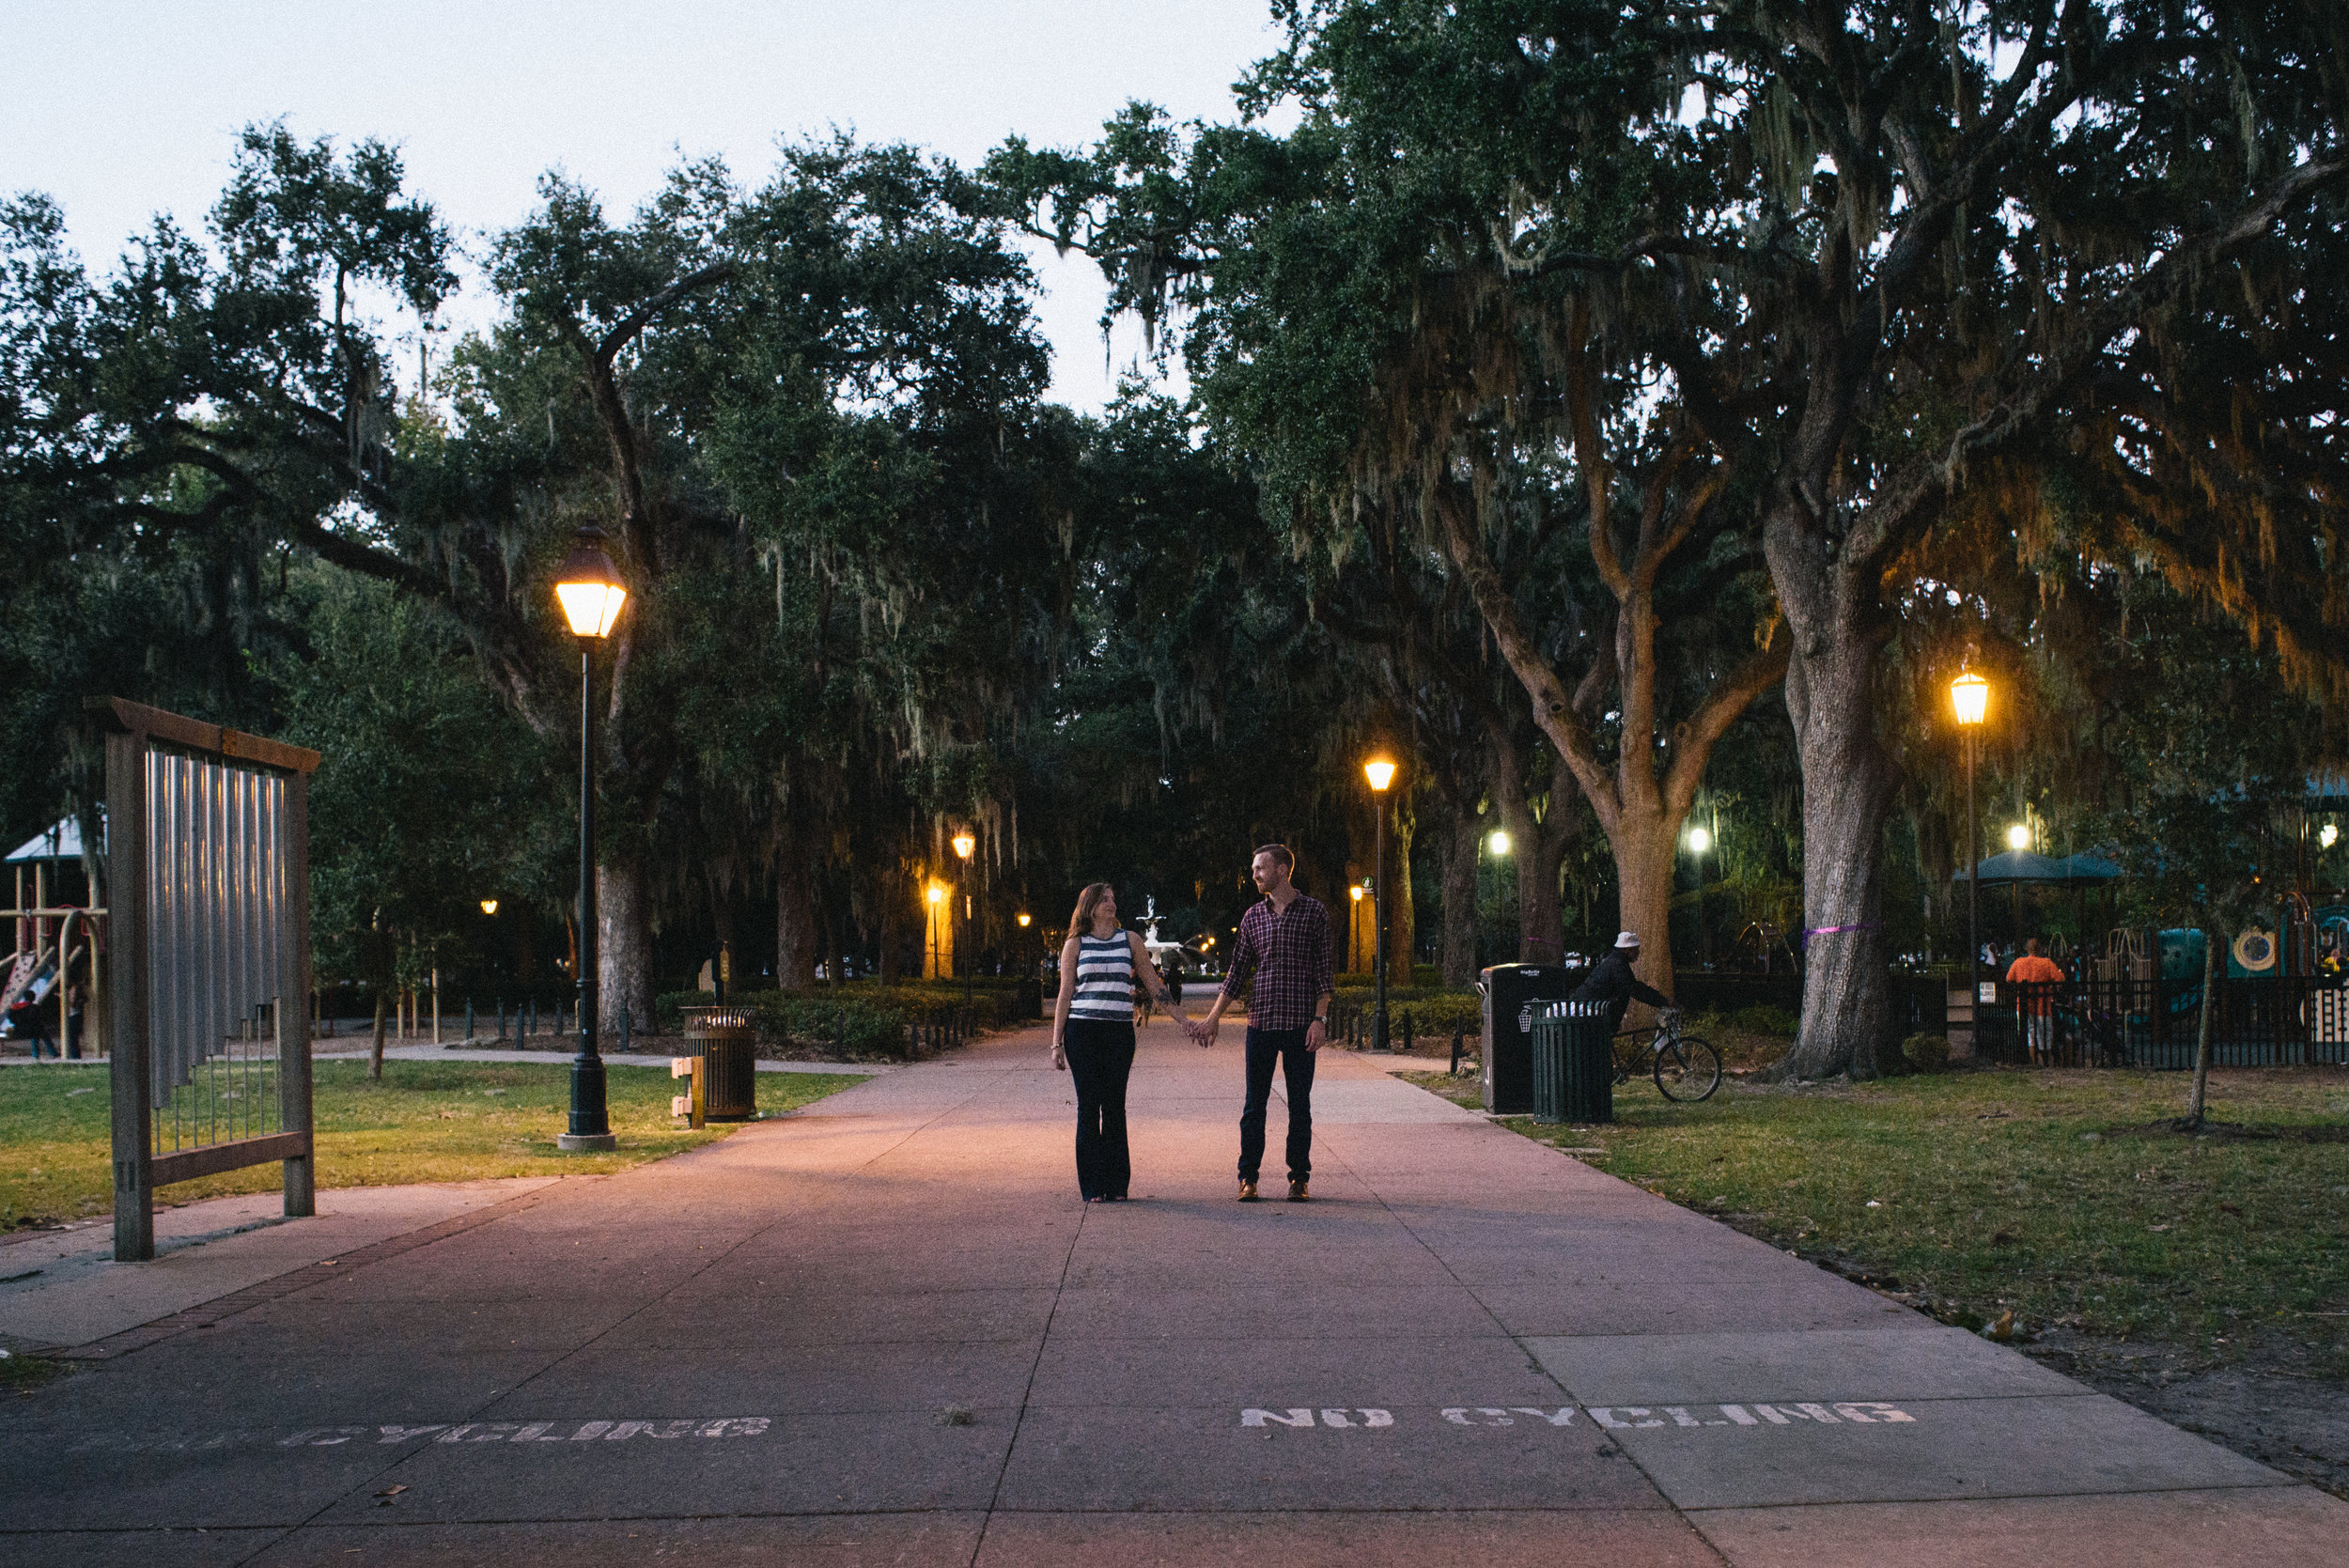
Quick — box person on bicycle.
[1573,931,1673,1034]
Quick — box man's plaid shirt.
[1218,892,1335,1031]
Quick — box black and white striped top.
[1066,931,1138,1021]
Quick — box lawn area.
[1404,1063,2349,1374]
[0,1060,866,1231]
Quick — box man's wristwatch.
[1313,1015,1328,1025]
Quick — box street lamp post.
[952,831,976,1013]
[1952,671,1989,1051]
[1365,757,1397,1052]
[552,527,628,1152]
[1485,829,1511,971]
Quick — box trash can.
[1479,963,1583,1114]
[682,1004,758,1122]
[1532,1000,1613,1124]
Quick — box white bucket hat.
[1614,931,1641,949]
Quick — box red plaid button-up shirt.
[1218,892,1335,1031]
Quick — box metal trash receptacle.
[682,1004,758,1122]
[1532,1000,1613,1124]
[1480,963,1582,1114]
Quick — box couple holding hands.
[1049,845,1334,1204]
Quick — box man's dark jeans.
[1238,1025,1315,1182]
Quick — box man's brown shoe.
[1237,1177,1259,1202]
[1287,1176,1310,1203]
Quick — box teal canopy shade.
[1952,849,2121,886]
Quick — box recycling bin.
[1479,963,1582,1114]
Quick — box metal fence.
[1978,976,2349,1069]
[97,697,319,1262]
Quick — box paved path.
[2,1025,2341,1565]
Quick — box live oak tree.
[4,127,1067,1023]
[1000,0,2347,1073]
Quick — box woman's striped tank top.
[1067,931,1138,1020]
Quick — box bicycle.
[1614,1010,1722,1102]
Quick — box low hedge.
[654,983,1020,1060]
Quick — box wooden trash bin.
[681,1004,758,1122]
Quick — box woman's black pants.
[1062,1018,1135,1200]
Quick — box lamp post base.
[556,1132,616,1152]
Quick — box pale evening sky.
[0,1,1292,411]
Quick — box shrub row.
[654,984,1021,1060]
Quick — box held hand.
[1305,1018,1326,1053]
[1192,1017,1219,1048]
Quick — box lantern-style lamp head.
[926,882,946,906]
[1364,757,1397,791]
[479,899,498,916]
[2324,823,2340,850]
[1688,826,1712,855]
[1349,885,1364,902]
[2007,824,2030,851]
[952,831,975,861]
[1950,670,1988,727]
[1017,911,1032,927]
[553,527,629,638]
[1487,830,1512,856]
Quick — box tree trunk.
[775,836,819,992]
[597,858,655,1037]
[368,990,387,1081]
[1609,807,1679,1012]
[1439,814,1480,986]
[1766,559,1896,1079]
[878,873,902,985]
[2184,927,2217,1128]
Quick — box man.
[2005,938,2066,1064]
[1572,931,1672,1035]
[1191,845,1334,1203]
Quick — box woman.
[1051,883,1187,1203]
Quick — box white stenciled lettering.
[1441,1408,1475,1425]
[1320,1409,1355,1428]
[511,1423,567,1442]
[1242,1408,1317,1428]
[1358,1409,1393,1428]
[1508,1407,1579,1427]
[1476,1407,1516,1425]
[1750,1405,1792,1425]
[279,1427,367,1447]
[1833,1402,1916,1423]
[697,1418,770,1437]
[377,1425,447,1444]
[568,1421,614,1440]
[1718,1405,1759,1426]
[1663,1407,1703,1427]
[1588,1408,1664,1430]
[603,1420,699,1440]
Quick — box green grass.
[1404,1063,2349,1372]
[0,1060,866,1231]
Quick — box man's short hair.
[2026,938,2044,955]
[1253,844,1295,872]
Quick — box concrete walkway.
[1,1024,2341,1565]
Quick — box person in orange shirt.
[2006,938,2067,1063]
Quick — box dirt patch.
[2026,1328,2349,1498]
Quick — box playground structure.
[93,697,319,1263]
[3,818,101,1062]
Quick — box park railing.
[1982,975,2349,1068]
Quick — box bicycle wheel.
[1654,1034,1721,1102]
